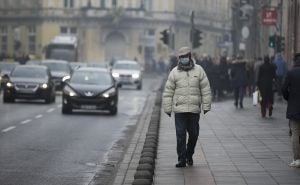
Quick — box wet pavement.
[153,98,300,185]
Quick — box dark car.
[41,60,72,90]
[3,65,56,103]
[0,62,18,89]
[62,67,118,115]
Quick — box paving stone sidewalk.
[154,98,300,185]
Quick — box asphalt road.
[0,75,161,185]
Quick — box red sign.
[262,10,277,25]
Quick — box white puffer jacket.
[163,64,212,114]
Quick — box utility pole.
[190,10,194,49]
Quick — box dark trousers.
[174,113,200,162]
[234,86,245,107]
[260,101,273,117]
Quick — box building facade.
[285,0,300,67]
[0,0,232,65]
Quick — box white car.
[111,60,143,90]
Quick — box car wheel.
[51,93,56,103]
[109,106,117,115]
[62,104,72,114]
[137,82,142,90]
[45,96,52,104]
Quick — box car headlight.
[132,73,140,79]
[6,82,13,88]
[40,83,48,89]
[112,73,119,78]
[63,85,77,97]
[102,88,116,98]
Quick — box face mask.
[179,57,190,65]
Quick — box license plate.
[18,89,35,94]
[81,105,97,110]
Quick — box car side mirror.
[2,74,9,82]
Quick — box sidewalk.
[154,98,300,185]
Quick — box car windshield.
[113,63,140,70]
[43,62,70,73]
[49,49,76,62]
[11,67,47,79]
[0,63,17,72]
[70,71,112,85]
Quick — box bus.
[45,35,78,62]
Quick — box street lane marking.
[2,126,16,133]
[47,108,55,113]
[20,119,32,125]
[35,114,43,119]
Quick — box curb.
[131,84,163,185]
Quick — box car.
[3,65,56,103]
[41,60,72,90]
[111,60,143,90]
[0,62,18,89]
[61,67,118,115]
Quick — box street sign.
[262,10,277,25]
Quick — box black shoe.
[175,161,186,168]
[234,102,238,108]
[187,158,193,166]
[240,103,244,109]
[269,107,273,117]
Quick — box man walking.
[163,46,212,168]
[273,53,287,100]
[282,53,300,167]
[257,55,277,117]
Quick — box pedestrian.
[273,53,287,100]
[257,55,276,117]
[230,55,247,109]
[219,56,229,98]
[211,58,222,101]
[282,53,300,167]
[162,46,212,168]
[254,57,263,85]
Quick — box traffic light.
[192,29,202,49]
[268,35,276,48]
[160,29,169,46]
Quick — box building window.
[60,26,77,35]
[64,0,74,8]
[100,0,106,8]
[28,26,36,54]
[112,0,117,7]
[147,29,155,36]
[60,27,68,34]
[70,27,77,34]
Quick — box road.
[0,75,161,185]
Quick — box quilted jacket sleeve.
[199,67,212,111]
[163,70,176,114]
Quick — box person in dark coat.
[257,55,276,117]
[230,57,247,108]
[282,53,300,167]
[211,58,222,101]
[219,56,229,98]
